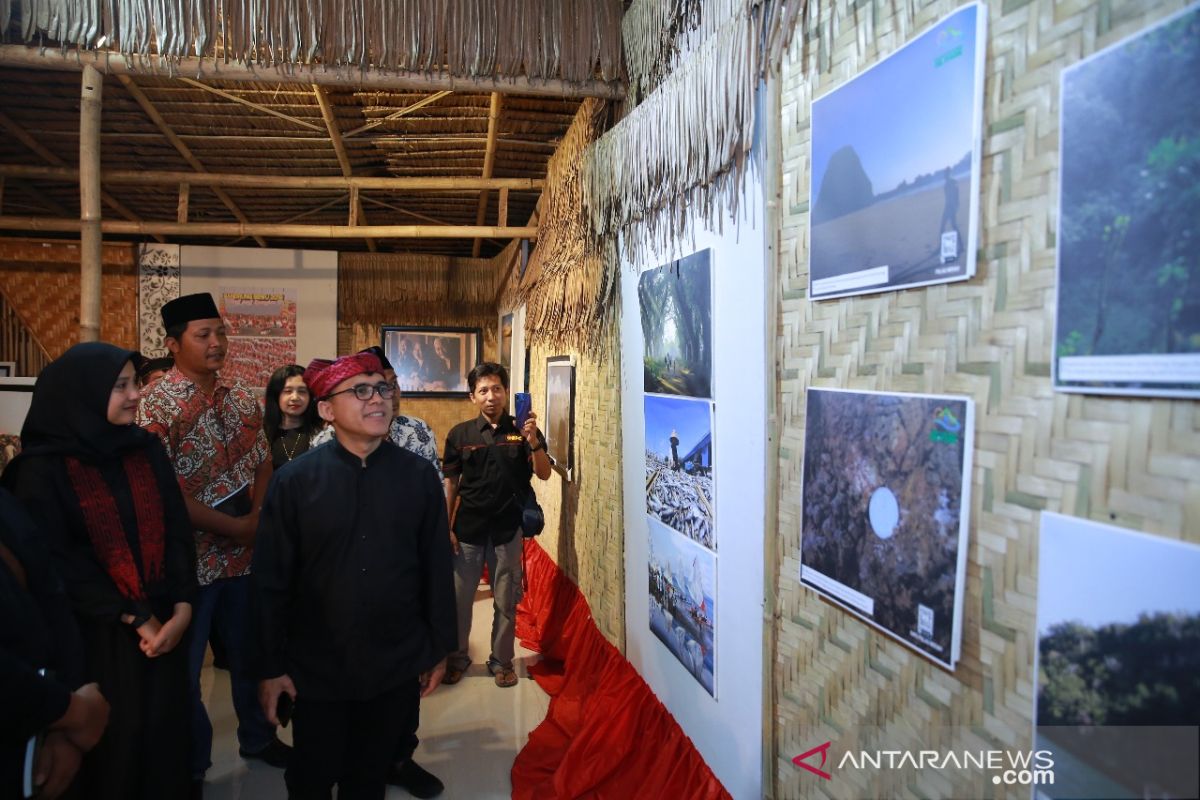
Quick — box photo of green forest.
[800,389,971,667]
[1055,5,1200,396]
[1036,512,1200,798]
[639,249,713,399]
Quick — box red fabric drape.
[512,540,731,800]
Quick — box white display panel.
[620,171,766,797]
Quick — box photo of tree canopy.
[639,249,713,398]
[1055,5,1200,396]
[1036,512,1200,798]
[800,389,972,668]
[808,3,982,299]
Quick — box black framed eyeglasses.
[322,382,397,402]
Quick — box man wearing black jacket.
[1,488,109,799]
[252,352,455,800]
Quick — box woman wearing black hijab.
[3,342,197,800]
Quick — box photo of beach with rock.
[800,388,973,667]
[808,3,983,300]
[648,517,716,696]
[645,394,715,550]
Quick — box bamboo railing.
[0,286,51,378]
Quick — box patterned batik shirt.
[310,414,442,479]
[137,368,269,586]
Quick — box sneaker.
[388,759,444,798]
[239,736,291,769]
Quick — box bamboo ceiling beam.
[178,78,325,132]
[116,75,269,247]
[0,164,544,192]
[313,85,376,252]
[0,46,626,100]
[0,216,538,240]
[0,110,165,242]
[360,194,504,249]
[343,91,454,138]
[472,93,503,258]
[225,193,349,246]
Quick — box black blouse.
[8,440,198,626]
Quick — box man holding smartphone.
[442,363,551,688]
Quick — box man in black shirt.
[442,362,551,689]
[252,352,455,799]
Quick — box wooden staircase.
[0,285,51,377]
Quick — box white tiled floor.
[199,590,550,799]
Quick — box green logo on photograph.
[930,407,962,444]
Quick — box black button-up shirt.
[251,439,455,701]
[443,414,542,546]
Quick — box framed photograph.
[1035,512,1200,798]
[544,355,575,480]
[499,313,514,370]
[648,518,716,697]
[382,326,481,397]
[799,388,974,669]
[639,249,713,399]
[1053,4,1200,398]
[0,362,15,378]
[808,3,985,300]
[645,394,715,551]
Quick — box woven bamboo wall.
[774,0,1200,797]
[525,333,626,646]
[338,251,500,454]
[0,238,138,361]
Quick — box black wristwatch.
[129,611,152,629]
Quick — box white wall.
[619,169,768,799]
[180,245,338,367]
[0,378,35,434]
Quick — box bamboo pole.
[0,216,538,239]
[0,45,626,100]
[117,75,268,248]
[0,111,163,241]
[0,164,544,192]
[472,92,503,258]
[79,65,102,344]
[314,85,376,251]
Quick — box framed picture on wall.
[499,313,514,370]
[807,2,985,300]
[799,388,974,669]
[544,355,575,480]
[1052,3,1200,398]
[1035,512,1200,798]
[381,326,481,397]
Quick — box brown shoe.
[489,663,518,688]
[442,665,466,685]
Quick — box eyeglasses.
[322,382,397,402]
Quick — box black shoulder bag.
[492,441,545,538]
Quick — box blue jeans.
[187,574,275,778]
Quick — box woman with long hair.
[263,364,322,469]
[3,342,196,799]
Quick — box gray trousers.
[450,535,524,670]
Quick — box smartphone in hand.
[515,392,532,431]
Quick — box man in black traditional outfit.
[252,352,455,800]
